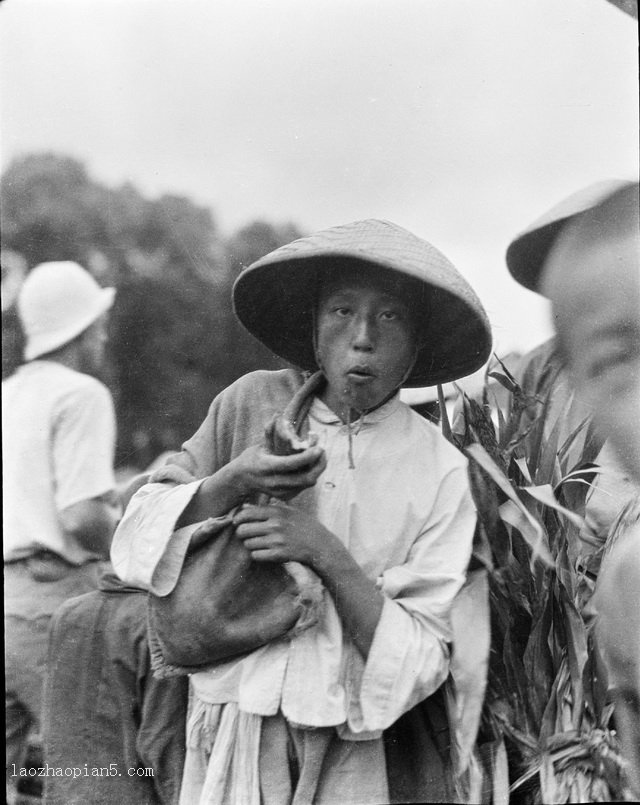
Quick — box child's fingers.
[234,520,271,539]
[239,535,270,551]
[270,446,324,472]
[234,506,271,526]
[247,548,282,563]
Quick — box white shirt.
[3,360,117,564]
[113,391,476,737]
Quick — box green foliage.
[1,153,303,467]
[447,357,631,803]
[226,220,303,274]
[1,154,105,266]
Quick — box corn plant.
[443,354,630,803]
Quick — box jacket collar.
[309,392,401,427]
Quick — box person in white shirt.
[112,219,492,804]
[3,261,119,804]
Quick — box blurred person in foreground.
[111,219,492,804]
[41,470,189,805]
[3,261,119,804]
[505,181,638,583]
[540,182,640,798]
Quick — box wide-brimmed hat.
[506,179,637,294]
[233,219,492,387]
[18,261,115,361]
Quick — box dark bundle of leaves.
[444,356,629,803]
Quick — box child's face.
[316,269,416,418]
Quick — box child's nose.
[352,316,375,350]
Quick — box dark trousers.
[42,573,188,805]
[5,554,104,804]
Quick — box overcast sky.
[1,0,638,356]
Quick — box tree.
[226,220,302,274]
[1,154,107,267]
[222,219,303,381]
[1,153,302,468]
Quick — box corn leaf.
[555,462,602,515]
[467,751,485,805]
[519,483,586,529]
[539,661,568,745]
[555,464,604,488]
[525,393,553,478]
[488,370,518,394]
[491,352,520,388]
[539,752,561,804]
[450,362,628,803]
[466,443,554,565]
[556,462,602,515]
[555,542,575,602]
[471,522,495,572]
[501,623,536,732]
[559,586,588,727]
[499,499,554,568]
[510,762,540,793]
[534,410,565,486]
[557,412,604,477]
[556,416,591,463]
[454,748,485,804]
[437,383,452,443]
[522,591,555,725]
[514,456,533,485]
[494,389,509,448]
[492,738,510,805]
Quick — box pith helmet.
[233,218,492,387]
[18,261,115,361]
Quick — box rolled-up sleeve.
[344,464,476,735]
[111,371,301,595]
[110,479,205,592]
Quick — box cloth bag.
[148,513,321,673]
[147,372,325,675]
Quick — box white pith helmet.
[18,261,116,361]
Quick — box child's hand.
[233,503,335,567]
[234,502,384,659]
[232,444,326,501]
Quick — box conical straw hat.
[506,180,636,294]
[233,219,492,387]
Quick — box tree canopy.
[1,153,303,468]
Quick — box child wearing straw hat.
[112,219,492,804]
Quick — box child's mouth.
[346,367,375,382]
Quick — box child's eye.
[380,310,400,321]
[334,307,351,317]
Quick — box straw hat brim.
[506,180,636,294]
[233,221,492,387]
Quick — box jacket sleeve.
[110,370,302,591]
[110,477,205,592]
[343,463,476,735]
